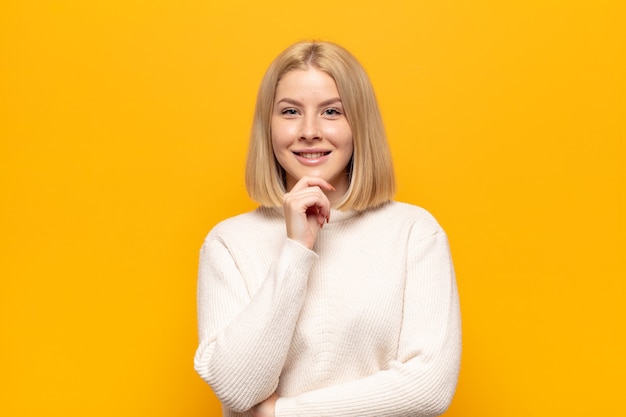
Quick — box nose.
[299,114,321,141]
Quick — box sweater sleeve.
[194,232,318,413]
[275,230,462,417]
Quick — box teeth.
[299,152,326,159]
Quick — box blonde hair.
[245,41,395,211]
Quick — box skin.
[251,68,354,415]
[272,67,353,250]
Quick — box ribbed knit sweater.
[194,201,461,417]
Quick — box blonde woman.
[194,41,461,417]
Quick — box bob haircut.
[245,41,395,211]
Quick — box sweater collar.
[263,205,362,224]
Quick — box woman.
[194,41,461,417]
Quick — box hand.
[283,176,335,249]
[250,393,279,417]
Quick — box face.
[271,67,354,196]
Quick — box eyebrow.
[275,97,343,107]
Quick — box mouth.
[293,151,331,159]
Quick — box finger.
[287,194,329,221]
[306,205,326,228]
[289,176,336,193]
[284,187,331,214]
[318,211,326,228]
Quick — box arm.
[194,234,317,413]
[194,176,336,413]
[274,230,462,417]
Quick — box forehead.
[275,68,339,99]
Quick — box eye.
[281,108,299,116]
[323,108,342,116]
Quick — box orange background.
[1,1,624,416]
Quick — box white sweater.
[194,201,461,417]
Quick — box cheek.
[271,121,296,148]
[270,124,284,152]
[334,124,353,150]
[325,122,351,140]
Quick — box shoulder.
[204,206,282,243]
[368,201,444,235]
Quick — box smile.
[293,151,331,159]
